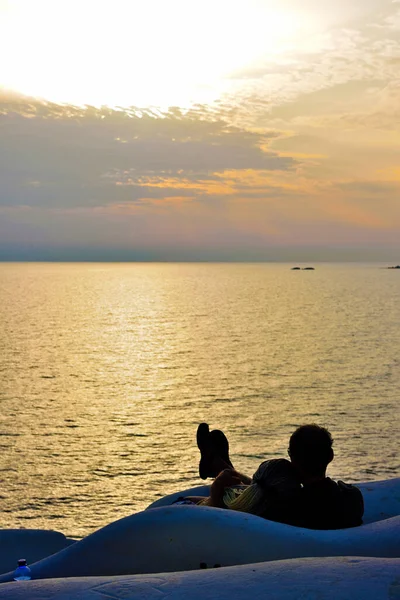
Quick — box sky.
[0,0,399,261]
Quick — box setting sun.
[1,0,305,107]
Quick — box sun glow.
[0,0,304,108]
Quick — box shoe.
[209,429,233,471]
[197,423,212,480]
[196,423,233,479]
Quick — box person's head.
[288,424,334,480]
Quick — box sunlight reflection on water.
[0,262,399,537]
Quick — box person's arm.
[208,469,246,508]
[235,472,252,485]
[207,453,252,486]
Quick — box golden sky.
[0,0,399,260]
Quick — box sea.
[0,262,399,538]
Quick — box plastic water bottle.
[13,559,31,581]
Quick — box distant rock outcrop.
[387,265,400,269]
[291,266,315,270]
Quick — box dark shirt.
[251,460,364,530]
[260,477,364,530]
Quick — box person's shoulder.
[304,478,363,503]
[336,480,364,501]
[302,478,364,528]
[334,479,364,522]
[337,480,361,492]
[321,478,358,489]
[325,478,361,493]
[324,478,363,498]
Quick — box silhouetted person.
[193,423,364,529]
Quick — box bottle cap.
[17,559,27,566]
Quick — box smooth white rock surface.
[0,557,398,600]
[147,477,400,524]
[0,530,74,576]
[1,478,398,579]
[0,506,398,582]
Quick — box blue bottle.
[13,559,31,581]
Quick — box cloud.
[1,0,400,262]
[337,181,400,195]
[0,94,295,210]
[220,0,400,131]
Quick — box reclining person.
[190,423,364,530]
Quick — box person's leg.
[182,496,210,504]
[197,423,234,479]
[208,455,233,476]
[206,448,252,484]
[196,423,252,483]
[209,430,233,468]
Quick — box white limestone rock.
[0,557,398,600]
